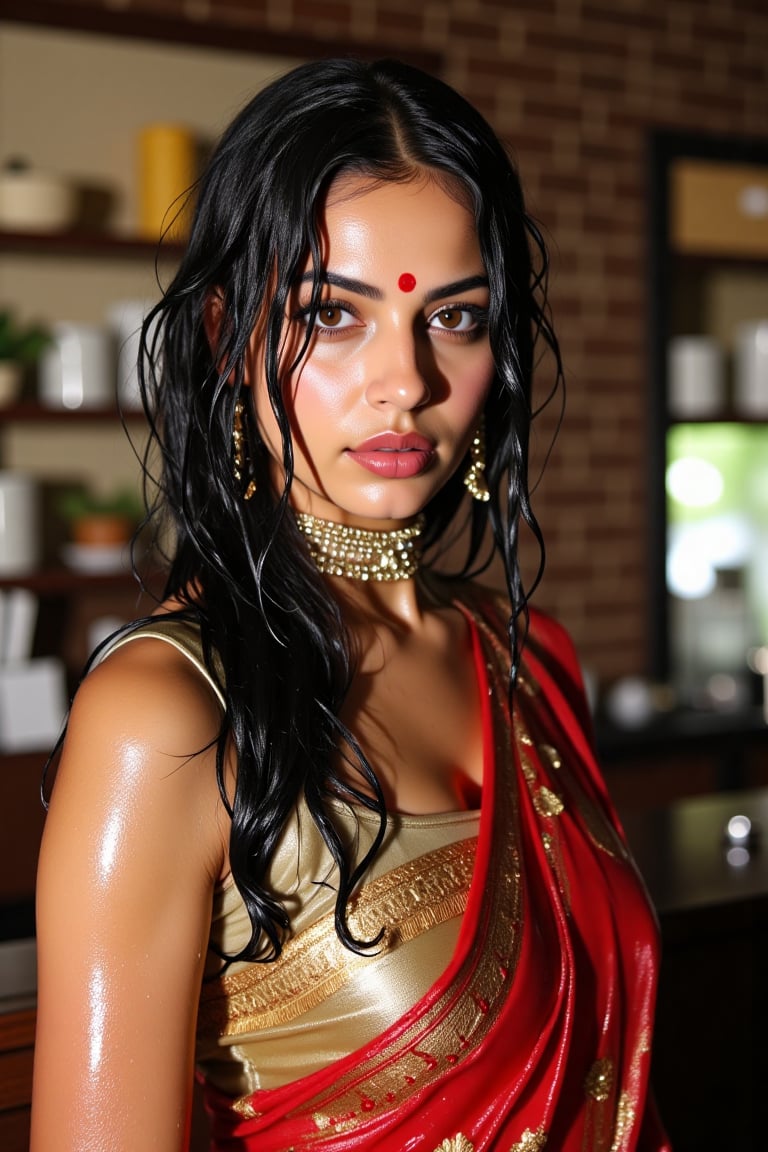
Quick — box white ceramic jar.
[0,166,76,232]
[0,472,40,577]
[39,323,114,410]
[667,336,725,419]
[734,321,768,418]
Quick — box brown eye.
[436,308,462,329]
[318,306,344,327]
[428,305,485,335]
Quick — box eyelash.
[294,299,359,334]
[294,299,489,340]
[428,303,489,339]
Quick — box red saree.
[201,595,670,1151]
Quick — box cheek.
[450,353,495,424]
[284,356,364,430]
[257,356,364,464]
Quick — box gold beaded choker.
[295,512,425,581]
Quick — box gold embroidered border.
[281,603,525,1142]
[519,693,626,864]
[198,837,477,1037]
[514,709,571,912]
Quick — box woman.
[31,58,669,1151]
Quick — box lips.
[346,431,436,479]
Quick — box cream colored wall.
[0,23,300,496]
[0,24,295,237]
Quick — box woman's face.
[251,174,495,527]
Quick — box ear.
[203,289,253,387]
[202,288,224,355]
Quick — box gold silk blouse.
[198,801,478,1095]
[100,619,480,1098]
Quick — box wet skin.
[249,174,496,528]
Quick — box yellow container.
[138,123,197,242]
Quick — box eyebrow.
[297,271,489,304]
[298,271,382,300]
[423,275,489,304]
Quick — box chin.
[291,481,438,527]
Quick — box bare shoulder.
[84,624,223,747]
[45,626,229,887]
[33,626,229,1152]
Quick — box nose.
[364,327,432,411]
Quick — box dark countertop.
[619,786,768,916]
[597,704,768,765]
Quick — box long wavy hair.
[137,57,562,962]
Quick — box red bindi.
[398,272,417,293]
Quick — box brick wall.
[14,0,768,687]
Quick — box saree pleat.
[199,593,670,1151]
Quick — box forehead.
[325,169,474,212]
[314,174,482,271]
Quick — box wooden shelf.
[0,565,163,596]
[0,402,147,424]
[0,228,183,260]
[670,249,768,270]
[666,412,768,427]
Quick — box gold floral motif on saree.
[582,1057,616,1152]
[513,708,571,911]
[516,680,625,865]
[199,837,477,1037]
[532,785,564,819]
[434,1134,475,1152]
[509,1127,547,1151]
[585,1057,614,1103]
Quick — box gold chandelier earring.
[232,399,257,501]
[463,417,490,502]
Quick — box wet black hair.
[138,56,562,961]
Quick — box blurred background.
[0,2,766,1148]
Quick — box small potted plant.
[0,308,50,405]
[58,486,143,550]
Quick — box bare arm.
[31,638,229,1152]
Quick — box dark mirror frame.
[647,127,768,685]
